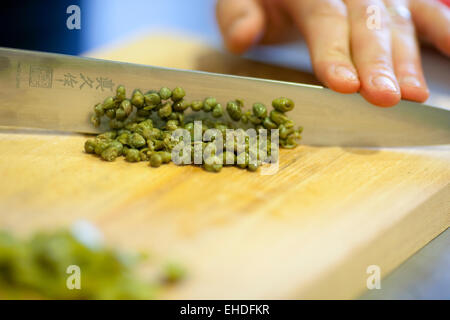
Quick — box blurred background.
[0,0,220,55]
[0,0,449,299]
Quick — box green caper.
[236,152,248,169]
[137,109,151,117]
[252,103,267,118]
[139,148,150,161]
[203,158,222,172]
[115,108,127,120]
[165,120,179,131]
[97,131,117,140]
[101,147,119,161]
[140,119,153,128]
[212,103,223,118]
[144,92,161,106]
[249,115,262,125]
[105,109,116,119]
[117,132,129,145]
[149,127,162,140]
[84,139,97,154]
[270,110,288,125]
[171,87,185,102]
[128,133,146,149]
[131,89,144,108]
[94,103,104,117]
[125,149,140,162]
[120,100,132,116]
[241,111,250,124]
[272,97,294,113]
[279,124,295,139]
[173,100,190,112]
[159,87,172,100]
[90,115,101,127]
[94,139,111,155]
[150,153,163,167]
[158,102,172,118]
[203,97,217,112]
[191,100,203,111]
[226,101,242,121]
[125,122,138,132]
[109,119,124,129]
[158,151,172,163]
[102,96,115,110]
[110,140,124,156]
[116,85,126,102]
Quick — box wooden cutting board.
[0,34,449,299]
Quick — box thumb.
[216,0,265,54]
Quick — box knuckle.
[368,56,393,71]
[325,42,350,59]
[390,15,413,30]
[310,0,348,20]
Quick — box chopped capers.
[85,86,303,173]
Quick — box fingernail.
[400,76,421,87]
[372,76,398,92]
[334,65,358,81]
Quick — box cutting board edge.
[291,184,449,299]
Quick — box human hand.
[216,0,450,107]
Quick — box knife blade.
[0,47,448,147]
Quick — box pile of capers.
[85,85,303,172]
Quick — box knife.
[0,47,448,147]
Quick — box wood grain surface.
[0,34,448,299]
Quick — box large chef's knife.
[0,47,449,147]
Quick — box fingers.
[345,0,401,107]
[216,0,265,54]
[284,0,360,93]
[385,0,429,102]
[410,0,450,56]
